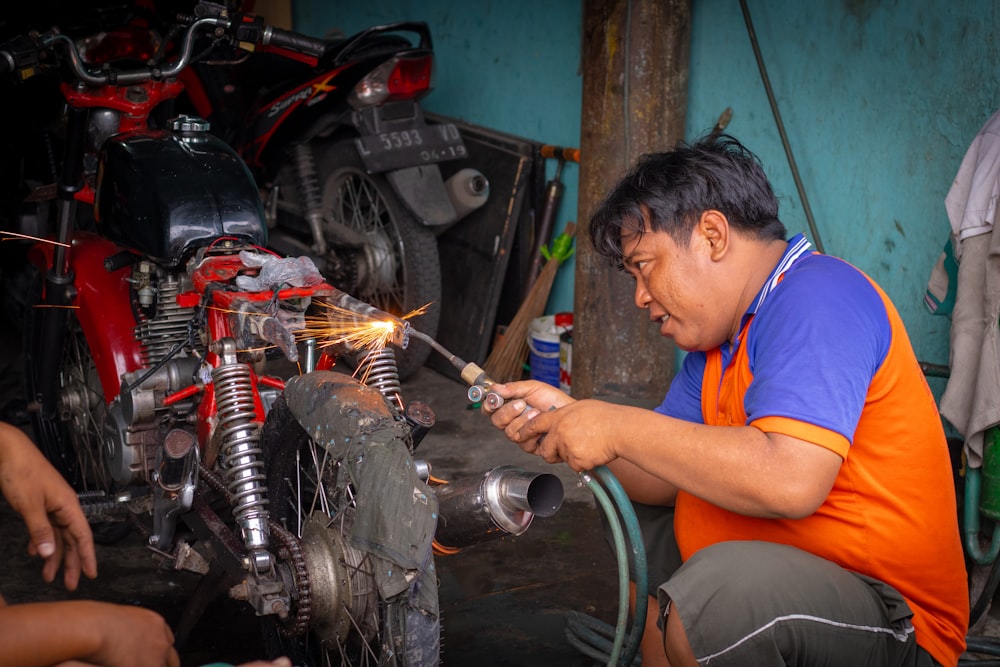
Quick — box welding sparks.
[1,231,71,247]
[401,302,431,320]
[202,296,432,365]
[296,299,428,353]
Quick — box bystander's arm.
[0,600,179,667]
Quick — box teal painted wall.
[294,0,1000,392]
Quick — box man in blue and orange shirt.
[486,135,968,666]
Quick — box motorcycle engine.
[103,262,202,486]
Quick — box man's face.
[621,217,734,352]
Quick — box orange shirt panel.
[678,293,967,665]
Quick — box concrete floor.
[0,311,621,666]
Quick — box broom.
[484,221,576,383]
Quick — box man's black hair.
[589,134,787,268]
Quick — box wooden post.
[572,0,691,402]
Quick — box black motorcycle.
[175,2,490,379]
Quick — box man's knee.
[663,603,698,667]
[657,541,918,666]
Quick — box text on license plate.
[355,124,467,173]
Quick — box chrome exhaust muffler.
[434,465,564,549]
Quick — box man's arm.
[495,391,841,519]
[615,412,841,519]
[604,458,678,507]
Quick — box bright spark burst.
[297,300,409,353]
[203,300,434,371]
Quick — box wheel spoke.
[332,173,407,311]
[63,326,109,491]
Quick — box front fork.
[35,107,88,418]
[291,142,328,256]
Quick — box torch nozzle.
[314,287,410,348]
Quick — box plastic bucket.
[528,314,571,388]
[559,330,572,393]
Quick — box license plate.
[355,123,468,173]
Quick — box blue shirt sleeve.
[654,350,706,423]
[744,255,891,443]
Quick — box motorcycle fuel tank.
[96,117,266,266]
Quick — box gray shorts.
[657,540,941,667]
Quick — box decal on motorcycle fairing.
[248,67,349,165]
[266,86,314,120]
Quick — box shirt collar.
[741,233,813,326]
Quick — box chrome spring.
[291,142,327,255]
[213,361,270,553]
[359,347,401,400]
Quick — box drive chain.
[199,464,312,636]
[269,519,312,637]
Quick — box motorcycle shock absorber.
[358,346,402,403]
[291,142,328,256]
[211,338,273,573]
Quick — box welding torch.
[408,329,506,411]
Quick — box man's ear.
[697,210,729,260]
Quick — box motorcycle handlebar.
[0,33,46,80]
[3,16,227,86]
[261,26,327,58]
[0,13,326,87]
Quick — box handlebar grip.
[263,26,327,58]
[0,51,14,76]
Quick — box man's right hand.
[483,380,574,449]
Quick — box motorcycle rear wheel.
[314,138,441,380]
[261,390,440,666]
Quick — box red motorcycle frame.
[0,9,564,666]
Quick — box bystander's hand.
[0,422,97,590]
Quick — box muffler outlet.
[156,428,198,492]
[444,167,490,220]
[434,465,564,549]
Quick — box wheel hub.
[297,513,378,647]
[358,229,396,298]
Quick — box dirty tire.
[260,394,441,666]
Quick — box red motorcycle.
[173,1,489,379]
[0,10,558,666]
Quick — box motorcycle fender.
[29,233,144,400]
[385,164,459,227]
